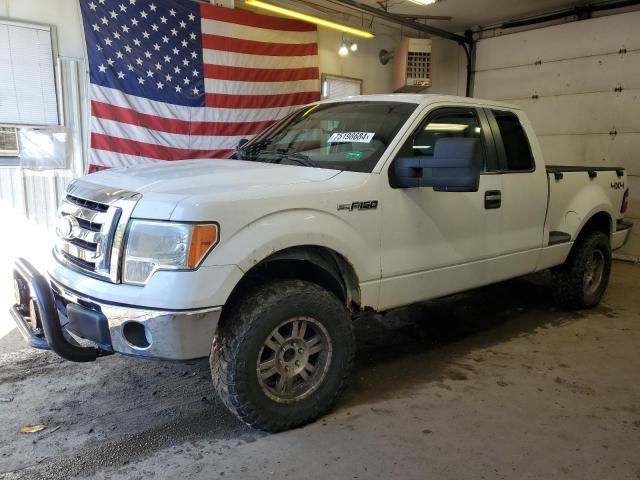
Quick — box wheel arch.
[223,245,362,318]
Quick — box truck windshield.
[236,101,418,173]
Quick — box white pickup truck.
[11,94,632,431]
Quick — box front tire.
[211,280,355,432]
[553,231,612,309]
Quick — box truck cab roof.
[316,93,522,112]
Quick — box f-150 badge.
[337,201,379,211]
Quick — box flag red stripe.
[91,133,233,161]
[204,64,319,82]
[91,101,275,136]
[202,34,317,57]
[205,91,320,109]
[200,5,317,32]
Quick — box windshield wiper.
[259,148,317,168]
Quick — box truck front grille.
[53,181,140,283]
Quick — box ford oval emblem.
[56,216,77,240]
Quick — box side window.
[398,108,486,169]
[492,110,534,171]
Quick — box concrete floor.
[0,262,639,480]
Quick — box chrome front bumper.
[11,257,222,362]
[50,278,222,360]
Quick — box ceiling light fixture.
[350,42,358,52]
[245,0,376,38]
[407,0,438,5]
[338,42,350,56]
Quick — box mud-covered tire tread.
[210,279,355,432]
[553,231,611,309]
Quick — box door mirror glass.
[390,137,482,191]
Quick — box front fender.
[205,208,381,284]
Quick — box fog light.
[122,322,151,349]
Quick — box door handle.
[485,190,502,209]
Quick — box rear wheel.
[553,231,612,309]
[211,280,355,432]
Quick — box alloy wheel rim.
[584,249,605,296]
[257,316,332,403]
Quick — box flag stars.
[183,77,191,85]
[174,66,181,74]
[117,71,125,79]
[192,87,199,95]
[109,10,118,19]
[144,50,152,59]
[192,69,198,77]
[162,36,169,44]
[127,64,134,71]
[165,74,173,82]
[172,47,180,55]
[107,58,115,66]
[149,3,157,12]
[113,32,121,39]
[100,16,109,25]
[171,28,178,36]
[169,8,176,16]
[122,24,130,33]
[133,38,141,46]
[155,62,162,70]
[96,44,102,51]
[146,70,154,78]
[164,55,171,63]
[116,51,124,59]
[140,10,148,19]
[136,57,143,65]
[88,2,97,11]
[151,24,159,32]
[157,81,164,89]
[124,45,132,53]
[191,51,198,59]
[98,64,107,73]
[129,0,135,4]
[104,38,113,46]
[153,43,161,51]
[131,18,139,26]
[160,16,167,24]
[182,59,189,66]
[142,31,150,39]
[138,77,145,85]
[175,85,182,93]
[119,4,127,12]
[92,23,100,32]
[179,21,186,29]
[189,32,197,41]
[181,39,188,48]
[188,13,196,21]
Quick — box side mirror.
[389,137,482,192]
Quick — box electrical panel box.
[393,38,432,92]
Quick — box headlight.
[123,220,219,285]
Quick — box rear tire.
[210,280,355,432]
[553,231,611,309]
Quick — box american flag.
[79,0,320,169]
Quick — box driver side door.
[379,106,503,310]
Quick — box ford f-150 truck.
[11,94,632,431]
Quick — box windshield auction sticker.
[328,132,375,143]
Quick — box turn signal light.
[621,188,629,214]
[188,224,219,268]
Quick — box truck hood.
[81,160,342,219]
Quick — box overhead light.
[245,0,375,38]
[338,42,350,56]
[408,0,438,5]
[350,42,358,52]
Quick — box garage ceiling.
[329,0,588,30]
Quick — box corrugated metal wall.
[0,57,86,232]
[474,10,640,259]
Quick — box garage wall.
[0,0,86,232]
[0,0,397,232]
[317,27,396,95]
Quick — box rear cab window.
[489,110,535,172]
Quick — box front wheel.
[553,231,612,309]
[210,280,355,432]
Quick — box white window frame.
[321,73,363,100]
[0,18,62,166]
